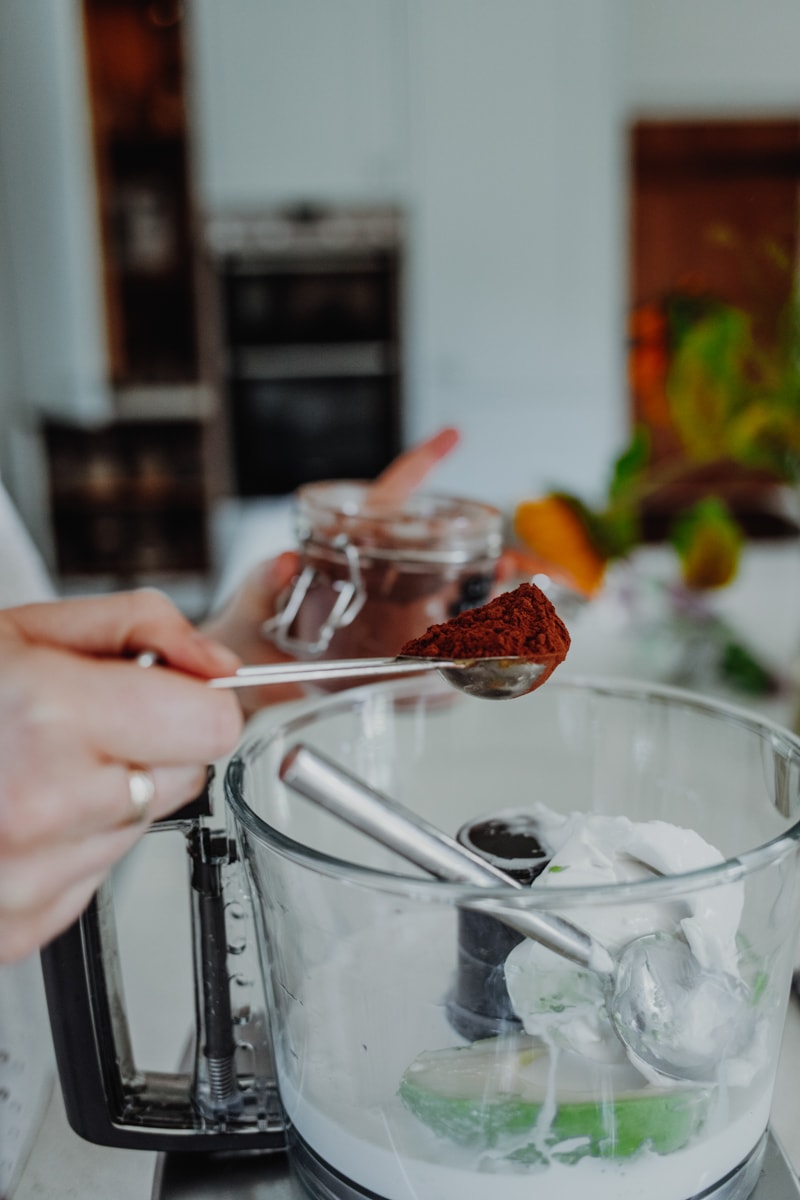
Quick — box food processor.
[39,677,800,1200]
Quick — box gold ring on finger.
[126,768,155,826]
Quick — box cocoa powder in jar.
[272,482,503,691]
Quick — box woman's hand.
[367,427,460,505]
[0,589,244,962]
[202,429,463,716]
[201,551,305,715]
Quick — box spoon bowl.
[610,931,755,1082]
[433,656,551,699]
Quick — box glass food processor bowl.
[225,676,800,1200]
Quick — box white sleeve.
[0,479,55,606]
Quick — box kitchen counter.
[13,520,800,1197]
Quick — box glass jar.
[263,481,503,679]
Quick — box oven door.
[220,248,402,495]
[229,373,400,496]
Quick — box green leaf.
[663,290,720,351]
[719,639,779,696]
[596,506,641,559]
[608,427,651,503]
[552,492,640,563]
[667,307,754,460]
[727,404,800,480]
[669,498,743,590]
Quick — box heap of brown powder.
[398,582,570,666]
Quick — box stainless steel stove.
[152,1133,800,1200]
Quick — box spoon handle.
[466,896,607,972]
[280,743,514,885]
[279,744,611,974]
[208,657,455,689]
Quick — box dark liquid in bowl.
[447,812,550,1041]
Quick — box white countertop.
[13,521,800,1197]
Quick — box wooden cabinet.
[45,419,210,579]
[43,0,213,587]
[631,120,800,330]
[81,0,199,385]
[628,119,800,538]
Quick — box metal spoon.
[279,743,755,1083]
[208,654,551,700]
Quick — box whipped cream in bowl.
[503,804,754,1082]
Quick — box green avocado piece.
[398,1035,712,1162]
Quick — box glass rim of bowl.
[224,674,800,906]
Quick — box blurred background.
[1,0,800,616]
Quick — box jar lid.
[294,481,503,564]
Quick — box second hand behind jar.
[263,480,504,689]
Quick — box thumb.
[263,549,301,601]
[201,551,301,659]
[242,551,301,620]
[203,551,304,715]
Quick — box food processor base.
[153,1131,799,1200]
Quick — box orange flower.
[628,303,671,428]
[513,496,607,597]
[629,303,666,343]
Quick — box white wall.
[0,152,20,491]
[0,0,110,424]
[401,0,626,509]
[189,0,409,208]
[0,0,110,553]
[624,0,800,115]
[188,0,627,510]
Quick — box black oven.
[213,212,403,497]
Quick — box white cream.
[278,909,772,1200]
[285,1080,770,1200]
[504,803,745,1071]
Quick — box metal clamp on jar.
[263,481,503,678]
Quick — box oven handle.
[39,780,286,1154]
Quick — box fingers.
[0,760,208,963]
[232,552,300,633]
[202,552,305,714]
[0,623,239,855]
[368,427,460,505]
[204,552,300,646]
[234,673,303,716]
[0,759,209,963]
[76,656,243,763]
[0,869,107,964]
[0,822,143,920]
[0,758,208,852]
[0,637,242,768]
[3,589,242,679]
[0,591,244,963]
[0,764,205,921]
